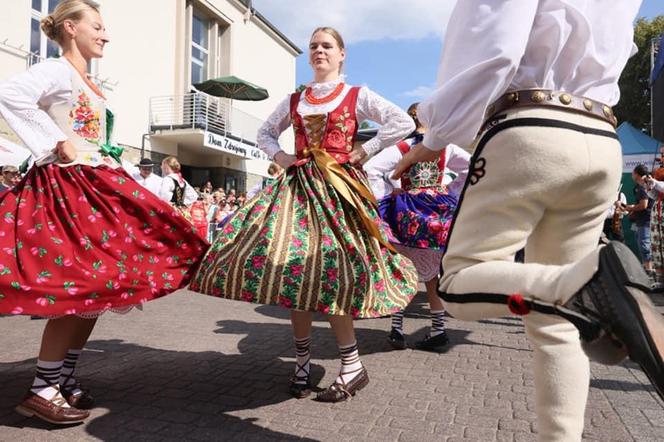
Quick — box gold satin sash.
[301,147,396,253]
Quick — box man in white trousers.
[393,1,663,441]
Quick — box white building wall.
[0,0,298,180]
[97,0,181,152]
[0,2,34,80]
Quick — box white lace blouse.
[0,58,72,161]
[257,78,415,160]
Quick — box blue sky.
[255,0,663,111]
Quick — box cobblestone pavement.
[0,290,663,441]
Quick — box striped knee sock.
[430,309,446,337]
[31,359,69,407]
[336,341,363,385]
[391,310,405,335]
[293,336,311,385]
[60,349,82,395]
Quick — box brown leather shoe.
[61,382,95,409]
[15,390,90,425]
[315,367,369,403]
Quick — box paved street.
[0,290,663,442]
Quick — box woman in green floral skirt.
[190,27,418,402]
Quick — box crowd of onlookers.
[0,158,253,243]
[193,183,249,241]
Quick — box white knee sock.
[31,359,70,407]
[336,341,363,385]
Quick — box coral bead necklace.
[304,82,345,105]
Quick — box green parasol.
[193,75,269,101]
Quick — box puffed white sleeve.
[246,181,263,200]
[183,181,198,206]
[256,95,292,160]
[0,59,71,159]
[418,0,538,150]
[651,179,664,194]
[356,88,415,158]
[159,176,175,203]
[363,144,402,199]
[121,158,140,178]
[444,144,471,195]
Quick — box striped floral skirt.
[190,160,418,318]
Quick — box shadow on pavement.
[590,377,658,395]
[0,338,318,441]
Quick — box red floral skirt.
[0,164,208,317]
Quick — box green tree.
[614,16,664,133]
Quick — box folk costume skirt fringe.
[190,160,418,318]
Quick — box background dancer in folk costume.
[643,155,664,289]
[364,102,470,353]
[158,156,198,222]
[191,27,418,403]
[0,0,207,425]
[393,1,663,440]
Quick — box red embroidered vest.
[289,87,360,164]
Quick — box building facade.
[0,0,300,192]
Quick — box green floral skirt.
[190,161,418,318]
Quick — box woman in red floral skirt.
[0,0,207,425]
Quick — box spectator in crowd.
[189,193,209,240]
[227,188,236,205]
[246,162,283,200]
[202,180,213,194]
[642,158,664,288]
[122,157,162,196]
[159,156,198,221]
[0,165,21,191]
[624,164,654,276]
[602,192,627,243]
[205,193,221,242]
[217,201,233,222]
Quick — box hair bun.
[40,15,58,40]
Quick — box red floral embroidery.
[327,129,346,149]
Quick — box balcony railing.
[149,92,264,145]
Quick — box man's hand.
[348,146,368,166]
[274,151,296,169]
[391,143,439,179]
[56,140,77,163]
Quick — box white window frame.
[30,0,61,63]
[191,12,210,86]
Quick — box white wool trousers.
[439,107,622,441]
